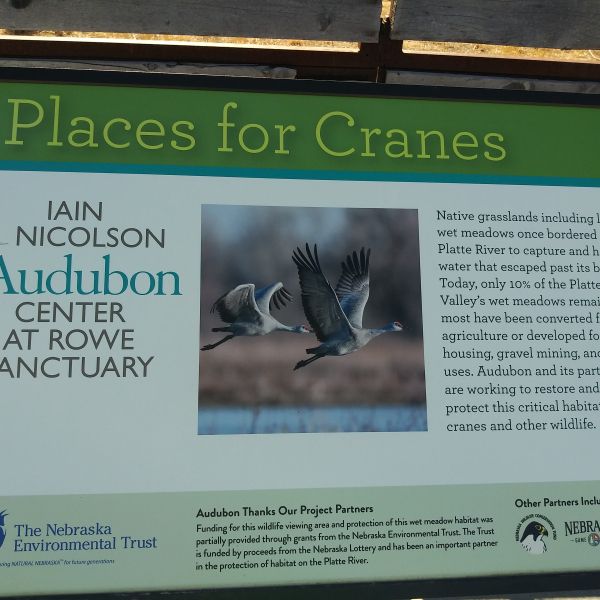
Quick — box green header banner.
[0,81,598,180]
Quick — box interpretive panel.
[0,75,598,597]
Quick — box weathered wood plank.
[392,0,600,49]
[0,58,297,78]
[0,0,382,42]
[386,70,600,94]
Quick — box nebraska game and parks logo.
[516,514,556,554]
[0,510,7,549]
[563,518,600,546]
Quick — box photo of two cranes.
[198,204,426,434]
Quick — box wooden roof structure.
[0,0,598,89]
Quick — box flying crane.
[292,244,402,370]
[201,282,310,351]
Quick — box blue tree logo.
[0,510,8,549]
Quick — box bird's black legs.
[201,335,234,351]
[293,355,323,371]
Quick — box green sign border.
[0,68,599,599]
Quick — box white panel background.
[0,171,597,496]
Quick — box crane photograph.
[198,202,426,434]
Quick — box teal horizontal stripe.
[0,160,599,188]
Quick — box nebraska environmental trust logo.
[0,510,7,549]
[515,514,557,554]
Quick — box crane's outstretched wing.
[335,247,370,328]
[292,244,353,342]
[255,282,293,314]
[210,284,258,322]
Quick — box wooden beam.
[0,0,382,42]
[0,58,297,78]
[386,70,600,94]
[391,0,600,49]
[381,49,600,81]
[0,38,380,81]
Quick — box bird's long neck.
[366,323,397,339]
[274,322,299,333]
